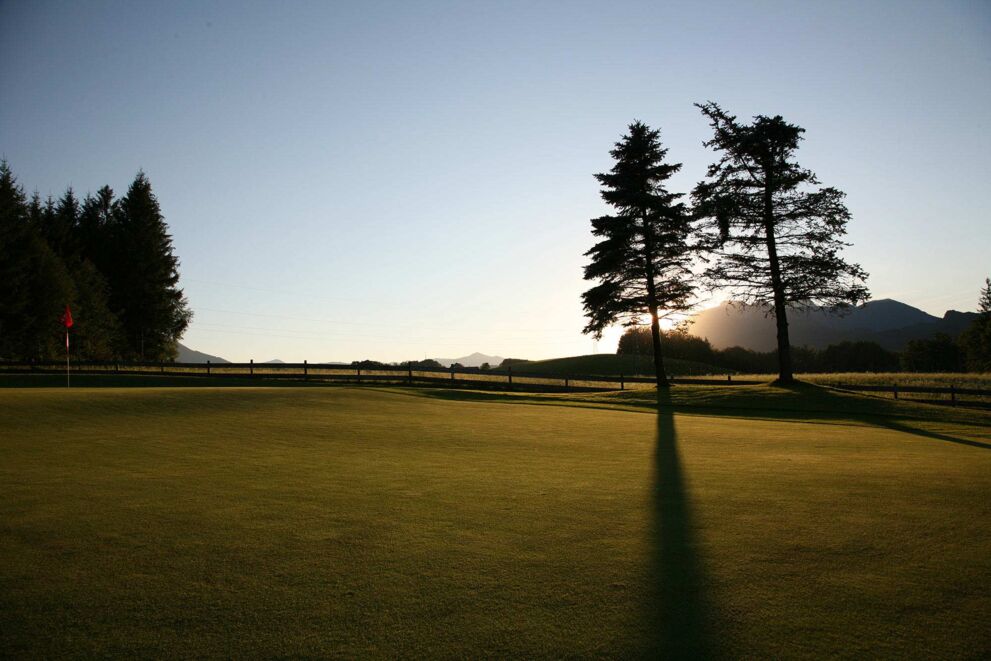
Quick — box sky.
[2,0,989,362]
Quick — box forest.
[0,162,191,361]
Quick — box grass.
[1,385,990,658]
[682,372,991,406]
[699,372,991,388]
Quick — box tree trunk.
[649,304,669,388]
[763,180,794,384]
[641,216,669,389]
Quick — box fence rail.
[1,361,988,404]
[0,359,759,392]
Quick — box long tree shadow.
[640,388,721,658]
[870,417,991,450]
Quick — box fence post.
[951,384,956,407]
[728,374,732,383]
[161,363,164,374]
[206,360,211,376]
[565,377,569,390]
[115,362,119,374]
[508,366,512,387]
[304,360,308,380]
[408,363,413,384]
[620,374,624,391]
[250,359,254,377]
[451,365,455,382]
[893,383,898,400]
[356,366,361,383]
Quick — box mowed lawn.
[1,387,989,658]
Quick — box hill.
[175,342,229,364]
[689,299,977,351]
[508,353,731,377]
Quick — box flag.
[61,305,73,328]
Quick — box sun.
[639,313,680,331]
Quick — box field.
[2,384,990,658]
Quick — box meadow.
[1,383,989,658]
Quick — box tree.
[617,326,716,364]
[582,122,695,387]
[0,163,82,360]
[0,161,34,358]
[819,341,899,373]
[692,102,869,383]
[110,172,192,360]
[959,278,991,372]
[78,186,117,275]
[901,334,962,372]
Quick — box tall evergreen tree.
[0,161,34,358]
[959,278,991,372]
[582,121,695,387]
[692,102,869,383]
[78,186,116,273]
[111,172,191,360]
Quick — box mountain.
[432,352,505,368]
[264,359,285,364]
[175,342,230,363]
[689,299,978,351]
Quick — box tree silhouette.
[959,278,991,371]
[109,172,192,360]
[692,102,869,383]
[582,122,695,387]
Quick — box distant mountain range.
[689,299,978,352]
[174,343,504,368]
[432,352,504,368]
[176,298,971,365]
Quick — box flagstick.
[66,329,70,389]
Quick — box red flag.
[61,305,73,328]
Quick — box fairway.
[1,387,990,658]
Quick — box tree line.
[0,162,191,361]
[617,295,991,375]
[581,102,988,386]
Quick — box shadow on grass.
[640,388,721,658]
[870,417,991,450]
[772,382,991,450]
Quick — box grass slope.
[510,353,731,377]
[1,386,989,658]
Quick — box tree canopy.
[0,161,191,361]
[692,102,869,382]
[582,121,695,386]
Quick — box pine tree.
[582,122,695,387]
[0,161,34,358]
[692,102,869,383]
[111,172,191,360]
[45,188,80,259]
[959,278,991,372]
[78,186,116,273]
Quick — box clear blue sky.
[2,0,989,362]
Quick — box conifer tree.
[959,278,991,372]
[582,122,695,387]
[111,172,191,360]
[0,161,34,358]
[78,186,116,273]
[692,102,869,383]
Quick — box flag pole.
[61,305,73,388]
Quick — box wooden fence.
[1,361,989,405]
[823,382,991,407]
[0,359,757,392]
